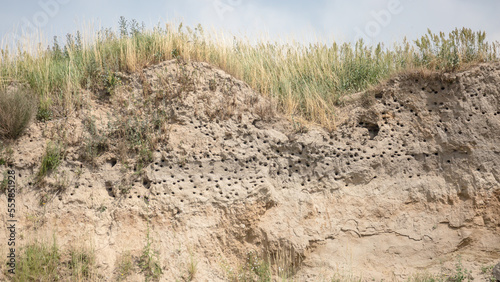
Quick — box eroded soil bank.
[1,60,500,281]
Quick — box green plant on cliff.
[138,217,162,280]
[448,256,472,281]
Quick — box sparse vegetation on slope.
[1,18,498,130]
[5,237,98,281]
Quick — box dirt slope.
[1,60,500,281]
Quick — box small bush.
[10,239,99,281]
[111,115,155,168]
[0,87,36,139]
[244,251,271,282]
[227,246,301,282]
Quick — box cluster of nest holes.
[377,84,453,120]
[96,83,499,202]
[422,85,499,130]
[98,140,470,202]
[108,173,274,202]
[464,86,500,120]
[381,96,414,116]
[111,143,437,202]
[373,82,500,138]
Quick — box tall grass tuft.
[12,239,61,282]
[1,21,498,129]
[68,247,96,280]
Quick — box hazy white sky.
[1,0,499,47]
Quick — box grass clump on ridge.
[1,17,499,130]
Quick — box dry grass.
[226,243,303,282]
[10,238,61,282]
[6,235,99,281]
[66,245,97,280]
[115,251,134,280]
[1,19,499,131]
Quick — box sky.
[1,0,499,48]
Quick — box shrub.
[0,87,37,139]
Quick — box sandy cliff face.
[1,60,499,281]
